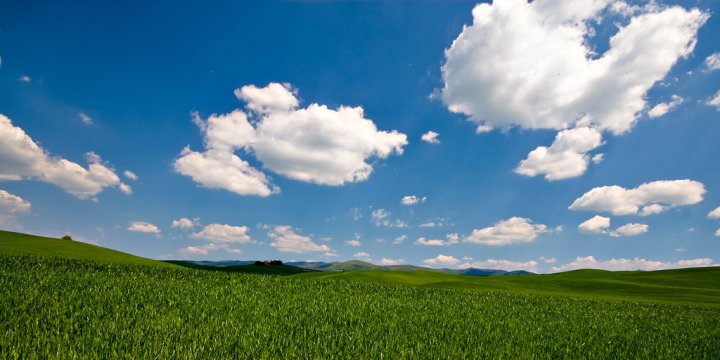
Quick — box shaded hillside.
[285,261,335,270]
[166,260,313,275]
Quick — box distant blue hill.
[286,260,535,275]
[183,260,255,267]
[457,268,534,276]
[175,260,535,276]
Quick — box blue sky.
[1,0,719,272]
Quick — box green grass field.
[1,230,719,357]
[296,266,720,305]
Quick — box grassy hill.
[324,260,379,271]
[296,266,720,305]
[0,230,309,275]
[166,260,313,275]
[3,229,719,304]
[0,230,173,267]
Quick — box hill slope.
[3,230,719,304]
[0,230,311,275]
[0,230,172,267]
[296,267,720,305]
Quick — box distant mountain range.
[200,259,535,276]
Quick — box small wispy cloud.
[79,112,93,125]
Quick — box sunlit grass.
[2,256,718,358]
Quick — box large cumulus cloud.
[175,83,407,196]
[0,114,130,199]
[441,0,707,180]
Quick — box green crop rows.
[1,256,719,358]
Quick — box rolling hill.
[166,260,314,275]
[287,260,535,275]
[0,230,173,267]
[0,230,310,275]
[3,229,720,305]
[295,267,720,305]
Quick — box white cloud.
[611,223,649,237]
[0,214,22,231]
[540,257,557,264]
[460,259,539,272]
[464,217,548,246]
[392,235,407,244]
[441,1,707,180]
[235,82,299,114]
[638,203,666,216]
[268,225,331,253]
[415,233,459,246]
[371,209,389,224]
[371,209,408,228]
[578,216,648,237]
[0,189,31,214]
[423,254,461,266]
[123,170,138,181]
[118,183,132,195]
[414,237,446,247]
[345,239,361,247]
[419,218,451,228]
[179,243,241,256]
[128,221,160,234]
[705,52,720,71]
[442,1,707,135]
[0,115,129,199]
[569,179,706,216]
[79,112,93,125]
[716,229,720,237]
[609,1,643,17]
[191,224,253,243]
[516,127,604,180]
[354,252,370,259]
[647,95,684,118]
[421,131,440,144]
[175,83,407,195]
[578,215,611,234]
[552,256,715,272]
[19,75,31,83]
[475,125,493,134]
[379,258,405,266]
[171,217,197,230]
[174,148,277,197]
[708,207,720,220]
[401,195,426,206]
[707,90,720,111]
